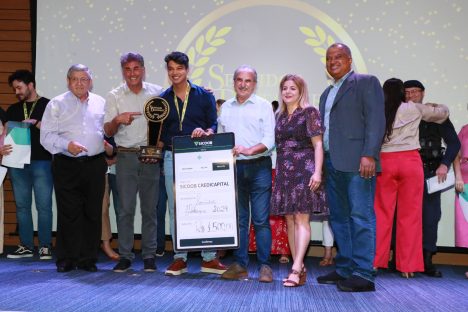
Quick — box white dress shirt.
[40,91,106,157]
[218,94,275,160]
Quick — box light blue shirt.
[40,91,106,157]
[323,71,352,151]
[218,94,275,160]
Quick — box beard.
[16,88,32,101]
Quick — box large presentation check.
[172,133,238,252]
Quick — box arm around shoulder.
[417,102,449,124]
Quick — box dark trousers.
[422,175,441,253]
[53,154,107,265]
[156,171,167,251]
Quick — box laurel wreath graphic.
[299,25,335,65]
[187,25,232,85]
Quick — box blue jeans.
[325,156,376,282]
[9,160,53,248]
[164,151,216,262]
[235,157,272,268]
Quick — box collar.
[69,91,89,103]
[167,80,195,95]
[332,70,353,87]
[234,93,256,105]
[123,81,148,94]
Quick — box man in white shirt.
[104,52,163,273]
[218,65,275,283]
[41,64,109,272]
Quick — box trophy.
[138,96,170,161]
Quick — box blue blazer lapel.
[332,74,355,108]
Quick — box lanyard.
[23,96,41,120]
[173,83,190,131]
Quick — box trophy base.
[138,146,163,160]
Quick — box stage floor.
[0,249,467,312]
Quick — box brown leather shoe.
[221,263,248,280]
[259,264,273,283]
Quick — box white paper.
[2,122,31,169]
[1,134,31,168]
[426,170,455,194]
[173,133,238,252]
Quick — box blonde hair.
[276,74,310,119]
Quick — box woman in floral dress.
[270,74,327,287]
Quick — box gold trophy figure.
[138,96,170,161]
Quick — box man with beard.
[1,70,53,260]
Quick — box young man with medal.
[160,51,227,276]
[1,70,53,260]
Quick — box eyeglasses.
[70,77,90,84]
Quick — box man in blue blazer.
[317,43,385,292]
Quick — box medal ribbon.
[23,96,41,120]
[173,83,190,131]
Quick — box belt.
[117,147,140,153]
[55,153,104,162]
[236,156,270,164]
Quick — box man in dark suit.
[316,43,385,292]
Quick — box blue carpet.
[0,251,467,312]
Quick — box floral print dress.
[270,106,328,217]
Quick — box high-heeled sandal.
[283,266,307,282]
[283,269,307,287]
[319,257,334,266]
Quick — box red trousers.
[374,150,424,272]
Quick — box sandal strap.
[283,279,299,286]
[290,269,301,275]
